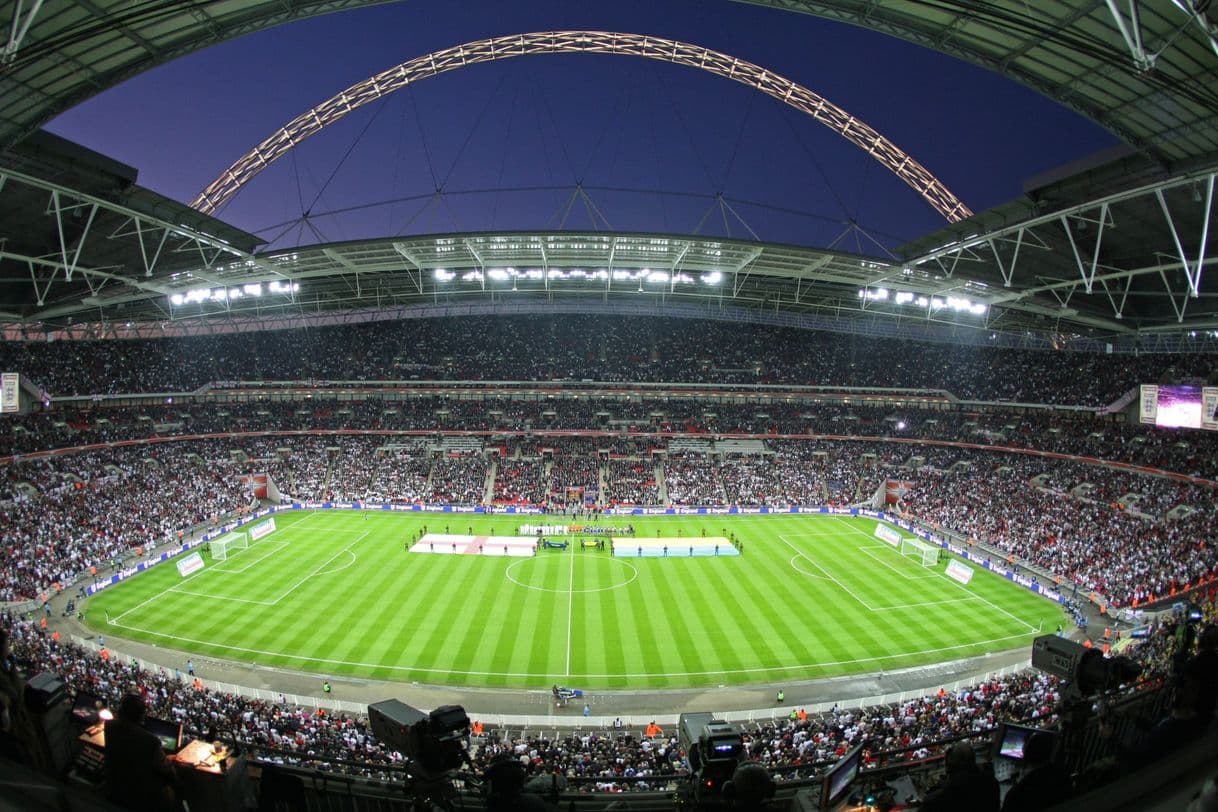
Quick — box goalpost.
[211,531,249,561]
[900,537,940,567]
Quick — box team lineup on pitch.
[85,511,1065,689]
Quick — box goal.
[211,531,249,561]
[900,537,940,567]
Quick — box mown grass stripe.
[84,512,1067,688]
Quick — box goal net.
[212,531,249,561]
[900,537,940,567]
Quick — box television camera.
[1031,634,1141,699]
[369,700,472,810]
[678,713,745,805]
[1031,634,1142,769]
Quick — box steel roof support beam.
[2,0,45,66]
[909,167,1218,268]
[1059,204,1110,294]
[47,191,98,283]
[108,217,171,278]
[1168,0,1218,58]
[1103,0,1154,71]
[1156,174,1214,299]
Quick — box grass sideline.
[84,511,1065,689]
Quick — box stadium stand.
[1,316,1213,404]
[2,595,1212,793]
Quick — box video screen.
[822,743,862,806]
[1154,385,1203,429]
[144,716,183,753]
[70,691,103,725]
[998,725,1033,759]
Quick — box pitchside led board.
[1140,384,1218,431]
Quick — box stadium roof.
[2,1,1215,166]
[0,1,1214,350]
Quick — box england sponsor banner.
[1140,384,1158,424]
[946,560,974,585]
[1,373,18,413]
[1204,387,1218,431]
[873,523,902,548]
[250,518,276,541]
[176,552,205,577]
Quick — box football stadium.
[0,2,1216,811]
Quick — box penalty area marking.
[211,540,290,574]
[857,547,940,581]
[830,517,1041,633]
[788,555,832,581]
[314,549,357,576]
[112,531,371,622]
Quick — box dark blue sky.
[48,0,1119,253]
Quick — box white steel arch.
[192,31,973,222]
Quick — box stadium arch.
[191,31,973,223]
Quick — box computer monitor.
[993,723,1046,762]
[144,716,183,754]
[70,691,104,725]
[820,743,863,808]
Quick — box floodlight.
[434,269,454,281]
[170,294,184,306]
[702,271,722,285]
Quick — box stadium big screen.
[1140,384,1218,430]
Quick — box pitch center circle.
[505,554,638,593]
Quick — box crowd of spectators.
[546,440,601,493]
[2,596,1209,792]
[663,453,726,506]
[904,449,1218,607]
[2,316,1213,404]
[2,434,1216,605]
[606,458,661,505]
[0,441,249,602]
[429,454,489,504]
[492,455,547,504]
[7,396,1216,480]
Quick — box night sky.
[46,0,1120,254]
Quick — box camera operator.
[724,761,776,810]
[918,743,999,812]
[1183,625,1218,728]
[483,753,550,812]
[1000,732,1071,812]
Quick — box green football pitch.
[85,511,1065,689]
